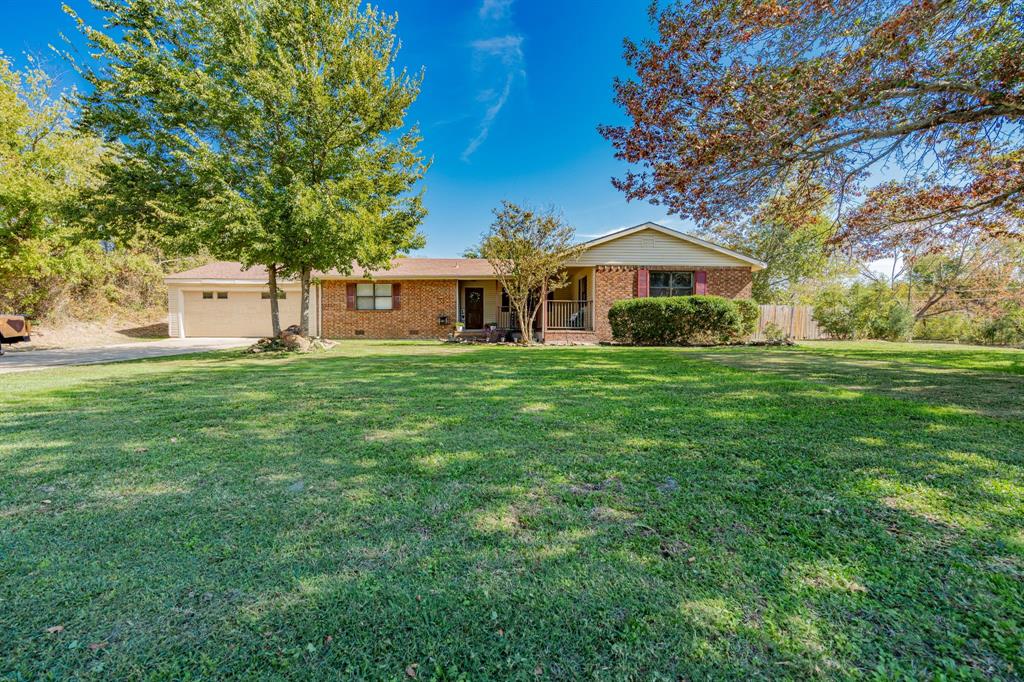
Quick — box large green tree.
[69,0,428,335]
[0,53,105,316]
[708,190,834,303]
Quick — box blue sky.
[0,0,687,257]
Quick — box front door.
[465,287,484,329]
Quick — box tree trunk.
[268,265,282,337]
[299,266,312,337]
[524,305,540,345]
[514,299,532,345]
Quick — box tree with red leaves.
[600,0,1024,246]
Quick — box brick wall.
[318,267,753,342]
[593,266,636,342]
[321,279,456,339]
[592,265,754,342]
[706,267,753,299]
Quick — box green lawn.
[2,342,1022,680]
[796,340,1024,376]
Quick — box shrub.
[763,321,786,344]
[915,313,975,342]
[868,299,915,341]
[979,306,1024,346]
[608,295,751,345]
[812,286,856,339]
[0,239,176,321]
[735,298,760,336]
[813,283,914,341]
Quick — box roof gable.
[573,222,765,270]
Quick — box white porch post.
[540,281,547,343]
[454,281,460,324]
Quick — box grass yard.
[795,340,1024,376]
[2,341,1022,680]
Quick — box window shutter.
[637,268,650,297]
[346,283,356,309]
[695,271,707,295]
[392,282,401,310]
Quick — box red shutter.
[695,271,707,295]
[392,282,401,310]
[637,268,650,297]
[346,283,356,309]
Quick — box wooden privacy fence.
[750,304,830,341]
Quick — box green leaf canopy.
[70,0,428,331]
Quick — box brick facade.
[593,266,637,343]
[591,265,753,342]
[321,279,456,339]
[320,266,753,342]
[706,266,754,299]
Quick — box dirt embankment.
[9,312,168,351]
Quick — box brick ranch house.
[165,222,765,344]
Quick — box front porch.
[455,266,597,343]
[545,266,595,335]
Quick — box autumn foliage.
[600,0,1024,245]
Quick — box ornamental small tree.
[478,202,584,344]
[69,0,427,336]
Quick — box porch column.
[495,282,502,328]
[454,281,461,324]
[539,281,547,342]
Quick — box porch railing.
[498,306,521,331]
[547,300,593,330]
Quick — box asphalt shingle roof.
[166,258,497,281]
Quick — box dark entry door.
[465,287,484,329]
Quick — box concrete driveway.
[0,338,252,374]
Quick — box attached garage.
[166,264,320,338]
[178,288,305,337]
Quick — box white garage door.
[182,290,302,337]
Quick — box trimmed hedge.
[608,295,759,346]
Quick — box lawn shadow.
[799,342,1024,376]
[692,346,1024,419]
[2,344,1022,679]
[116,321,169,338]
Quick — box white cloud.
[461,32,525,161]
[479,0,514,20]
[461,74,515,161]
[470,35,524,67]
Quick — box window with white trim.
[650,271,693,297]
[261,291,287,300]
[356,283,393,310]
